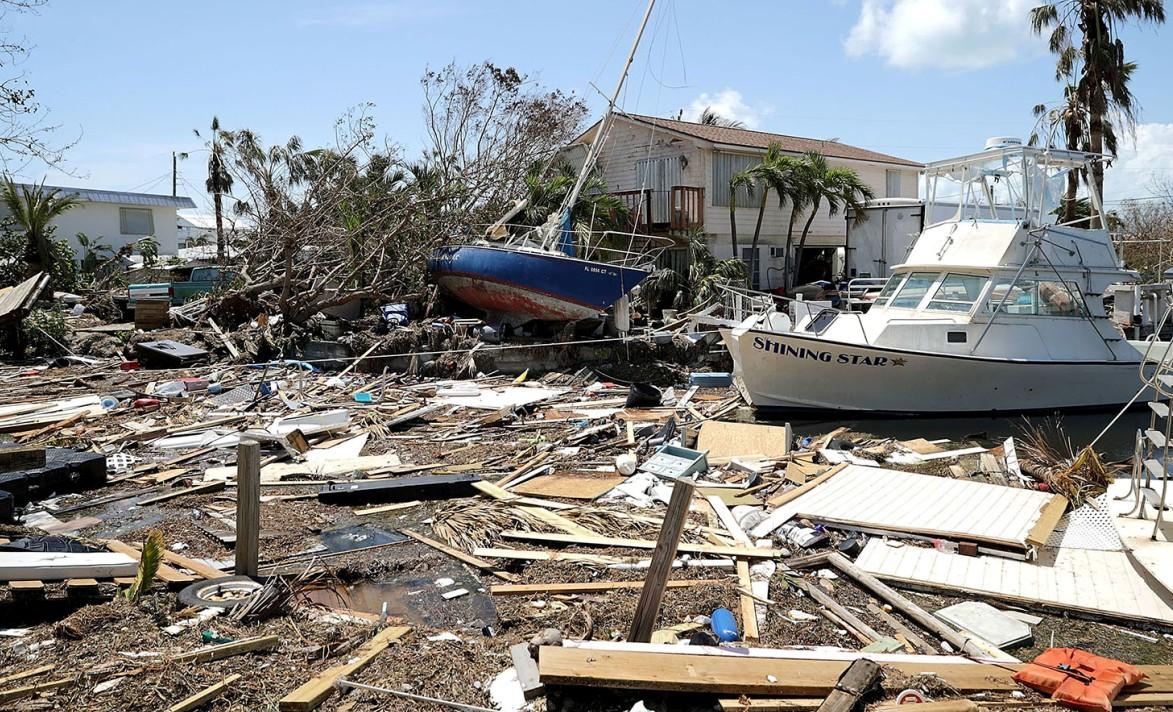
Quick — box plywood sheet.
[511,472,625,500]
[1108,478,1173,598]
[856,539,1173,627]
[762,464,1061,550]
[697,421,790,460]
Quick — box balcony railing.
[670,186,704,231]
[609,185,704,233]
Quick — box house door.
[635,156,682,225]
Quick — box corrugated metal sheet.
[711,152,765,209]
[18,184,196,208]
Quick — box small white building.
[567,114,922,290]
[8,185,196,259]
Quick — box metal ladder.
[1125,295,1173,538]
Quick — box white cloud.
[682,90,770,129]
[845,0,1040,70]
[1105,123,1173,203]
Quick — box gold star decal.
[891,358,907,367]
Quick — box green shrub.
[20,308,70,356]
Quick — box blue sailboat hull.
[428,244,651,323]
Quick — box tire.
[177,576,264,610]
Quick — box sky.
[8,0,1173,214]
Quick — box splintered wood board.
[537,647,1022,694]
[697,421,791,460]
[511,471,625,500]
[769,464,1064,550]
[856,540,1173,627]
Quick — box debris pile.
[0,346,1169,712]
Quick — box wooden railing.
[611,189,651,233]
[670,186,704,231]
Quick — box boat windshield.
[924,146,1100,229]
[985,276,1087,317]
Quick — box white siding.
[47,203,181,257]
[585,118,921,287]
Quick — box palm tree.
[747,145,797,288]
[1030,1,1165,223]
[1,178,80,278]
[639,229,747,312]
[1031,87,1087,223]
[697,107,745,128]
[195,116,235,262]
[727,169,754,262]
[790,152,876,288]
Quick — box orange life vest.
[1013,648,1146,712]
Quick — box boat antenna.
[556,0,656,226]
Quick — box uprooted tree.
[215,62,588,337]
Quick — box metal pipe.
[969,241,1038,354]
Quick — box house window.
[885,169,901,198]
[712,151,766,209]
[120,207,155,235]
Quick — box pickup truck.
[127,266,240,308]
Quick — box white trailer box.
[845,199,923,279]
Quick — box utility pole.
[172,151,177,197]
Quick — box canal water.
[759,409,1151,461]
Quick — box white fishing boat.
[721,137,1168,414]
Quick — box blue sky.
[11,0,1173,212]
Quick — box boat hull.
[428,244,650,324]
[723,327,1153,414]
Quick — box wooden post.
[816,658,881,712]
[628,478,694,642]
[235,441,260,577]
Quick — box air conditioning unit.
[769,246,787,258]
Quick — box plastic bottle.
[710,607,740,642]
[615,452,638,476]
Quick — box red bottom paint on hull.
[436,275,600,322]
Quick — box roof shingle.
[611,114,922,168]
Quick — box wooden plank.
[511,472,625,500]
[101,539,194,584]
[399,529,520,583]
[500,530,781,559]
[490,580,722,596]
[537,647,1022,694]
[0,444,45,471]
[874,702,978,712]
[157,549,228,580]
[717,699,820,711]
[866,603,937,655]
[817,659,881,712]
[472,480,574,510]
[737,559,760,641]
[207,318,240,359]
[235,441,260,578]
[164,673,241,712]
[8,579,44,591]
[1025,494,1069,548]
[0,664,54,688]
[765,464,845,508]
[629,478,694,643]
[697,420,791,460]
[65,578,99,593]
[171,635,280,664]
[137,480,225,506]
[473,548,625,565]
[0,552,137,581]
[278,626,410,711]
[0,677,74,703]
[511,643,544,700]
[354,500,421,516]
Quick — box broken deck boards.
[499,530,782,558]
[856,539,1173,627]
[753,464,1064,550]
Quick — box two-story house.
[567,114,922,290]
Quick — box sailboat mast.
[561,0,656,217]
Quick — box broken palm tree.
[122,529,163,602]
[1017,419,1113,506]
